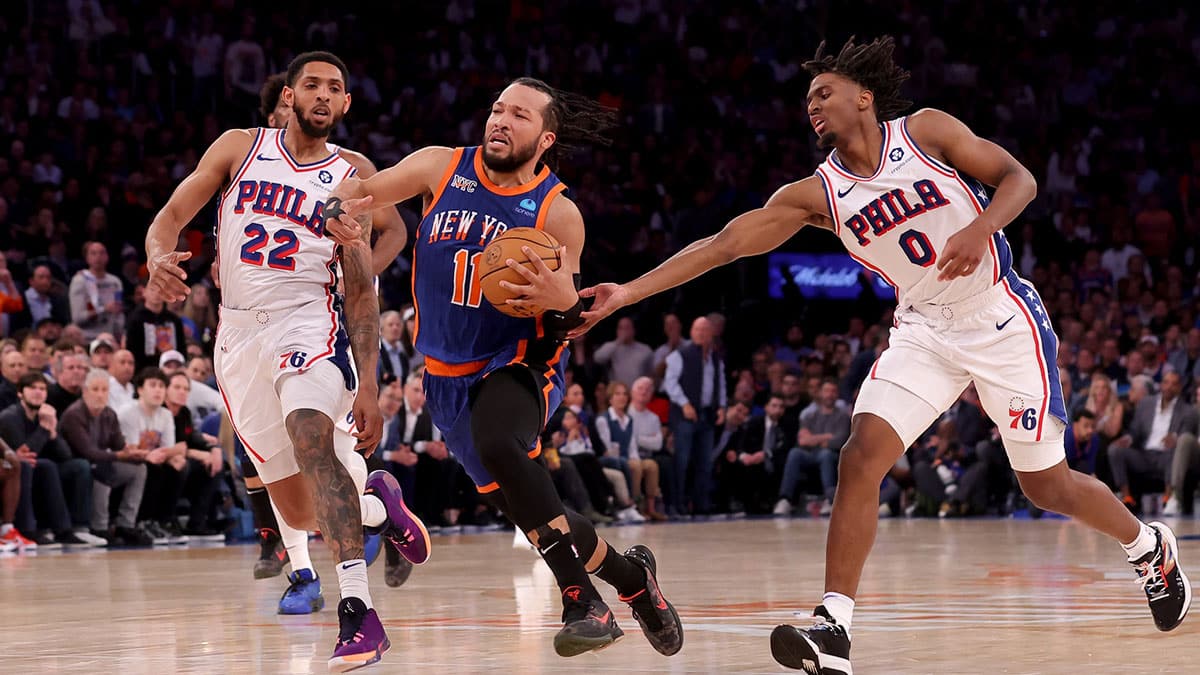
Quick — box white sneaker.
[1163,495,1182,516]
[773,498,793,516]
[819,500,833,517]
[0,540,16,554]
[617,506,645,523]
[72,530,108,547]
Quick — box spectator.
[164,373,224,538]
[1065,409,1101,476]
[47,349,88,413]
[0,250,23,337]
[593,317,654,387]
[376,381,419,500]
[651,313,684,380]
[553,408,620,519]
[159,350,186,375]
[88,336,116,371]
[0,372,93,546]
[775,380,849,516]
[0,348,25,410]
[69,242,125,341]
[1167,328,1200,388]
[726,393,789,514]
[378,310,412,387]
[107,349,137,411]
[775,323,811,366]
[179,284,217,350]
[35,317,65,345]
[595,381,665,521]
[663,316,726,516]
[1108,371,1199,515]
[19,263,71,332]
[397,372,460,528]
[59,369,153,547]
[185,357,222,420]
[118,367,187,545]
[1081,372,1124,441]
[712,401,752,513]
[21,334,50,380]
[126,286,186,371]
[628,376,671,516]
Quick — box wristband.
[323,196,346,223]
[543,298,585,341]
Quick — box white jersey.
[815,115,1013,308]
[216,127,357,312]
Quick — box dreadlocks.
[803,36,912,121]
[510,77,617,170]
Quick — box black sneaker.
[159,520,190,545]
[385,556,413,588]
[553,586,624,657]
[115,526,154,547]
[1131,521,1192,632]
[618,545,683,656]
[33,530,62,549]
[55,530,90,546]
[138,521,169,545]
[770,605,852,674]
[254,528,288,579]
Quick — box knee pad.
[565,509,598,561]
[1003,417,1066,473]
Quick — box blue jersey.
[413,146,569,370]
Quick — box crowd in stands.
[2,2,1200,551]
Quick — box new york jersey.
[413,146,568,366]
[216,128,357,312]
[815,115,1013,308]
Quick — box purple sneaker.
[328,597,390,672]
[364,470,431,565]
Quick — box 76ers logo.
[279,350,308,370]
[1008,396,1037,431]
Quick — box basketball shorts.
[215,299,360,484]
[422,347,567,492]
[855,271,1067,472]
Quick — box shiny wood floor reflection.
[3,518,1198,674]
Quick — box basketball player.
[238,72,412,595]
[146,51,430,672]
[574,37,1189,673]
[323,78,683,658]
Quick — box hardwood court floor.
[3,517,1198,674]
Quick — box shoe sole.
[1150,521,1192,631]
[623,545,685,656]
[328,636,390,672]
[770,625,852,675]
[279,595,326,615]
[553,628,624,657]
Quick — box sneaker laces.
[791,611,848,636]
[1134,560,1168,600]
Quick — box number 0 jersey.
[216,127,357,312]
[412,146,567,367]
[815,115,1013,308]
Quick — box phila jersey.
[412,146,568,367]
[216,127,358,312]
[815,115,1013,308]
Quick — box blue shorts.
[423,347,567,491]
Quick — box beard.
[481,137,539,173]
[816,130,838,149]
[292,102,342,139]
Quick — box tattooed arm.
[339,208,384,454]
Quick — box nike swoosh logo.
[342,561,363,569]
[256,154,280,161]
[996,314,1016,331]
[836,183,857,198]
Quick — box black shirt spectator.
[125,288,186,372]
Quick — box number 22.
[240,223,300,271]
[451,249,483,308]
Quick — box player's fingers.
[578,286,597,298]
[521,246,553,274]
[497,279,532,294]
[172,251,193,263]
[343,195,374,215]
[504,258,539,282]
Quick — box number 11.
[451,249,483,308]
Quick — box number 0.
[899,229,937,267]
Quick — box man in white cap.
[158,350,186,375]
[88,336,116,370]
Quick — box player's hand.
[324,196,375,249]
[500,246,579,314]
[351,390,384,455]
[147,251,193,303]
[936,220,990,281]
[570,283,632,339]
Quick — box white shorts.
[215,300,361,484]
[855,272,1067,472]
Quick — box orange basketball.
[478,228,562,318]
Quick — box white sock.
[1121,522,1157,561]
[360,494,387,528]
[337,558,372,608]
[0,523,12,535]
[822,592,855,629]
[271,500,313,574]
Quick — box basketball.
[478,228,562,317]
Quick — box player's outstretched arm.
[325,146,454,248]
[333,203,383,454]
[338,149,408,276]
[905,108,1037,280]
[572,177,828,336]
[146,129,254,302]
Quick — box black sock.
[247,485,279,534]
[594,544,646,597]
[537,527,600,603]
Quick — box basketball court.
[4,517,1196,673]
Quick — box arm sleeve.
[662,351,690,408]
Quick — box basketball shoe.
[363,470,430,565]
[363,531,383,567]
[618,545,683,656]
[1131,521,1191,631]
[254,528,288,579]
[328,597,390,672]
[0,527,37,551]
[554,587,624,657]
[770,605,852,674]
[278,568,325,615]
